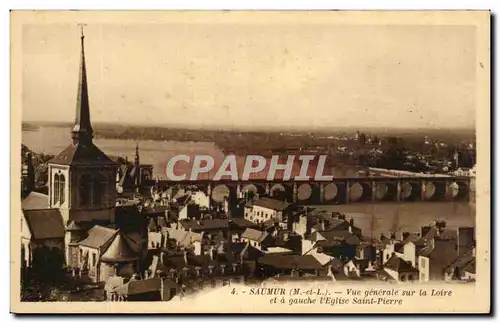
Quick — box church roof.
[48,142,116,166]
[23,209,65,240]
[101,232,140,263]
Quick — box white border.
[2,1,498,322]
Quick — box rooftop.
[78,225,118,249]
[253,198,291,211]
[23,209,65,240]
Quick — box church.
[21,29,143,283]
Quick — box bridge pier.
[420,180,426,201]
[371,181,376,202]
[396,180,401,201]
[319,184,324,203]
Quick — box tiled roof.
[101,232,140,263]
[23,209,65,240]
[163,227,201,247]
[231,218,258,228]
[21,192,49,210]
[319,230,361,245]
[418,239,458,269]
[253,198,290,211]
[384,255,418,273]
[241,228,269,243]
[78,225,118,249]
[258,254,324,270]
[179,219,228,231]
[48,142,117,167]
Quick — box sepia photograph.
[10,10,490,313]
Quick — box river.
[22,126,475,237]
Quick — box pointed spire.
[72,24,94,145]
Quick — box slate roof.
[115,278,162,296]
[21,192,49,210]
[101,232,140,263]
[23,209,65,240]
[384,255,418,273]
[258,254,324,270]
[78,225,118,249]
[253,198,290,211]
[418,239,458,269]
[241,228,269,243]
[48,142,117,167]
[402,234,426,246]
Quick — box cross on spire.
[78,23,87,38]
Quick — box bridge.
[143,176,472,205]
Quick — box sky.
[21,16,477,130]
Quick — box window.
[79,173,108,207]
[53,173,66,205]
[53,174,59,205]
[92,253,96,266]
[420,258,426,269]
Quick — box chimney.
[320,220,325,231]
[348,225,353,234]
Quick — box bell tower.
[48,25,118,229]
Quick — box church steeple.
[72,25,94,145]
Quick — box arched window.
[54,173,60,205]
[59,174,66,205]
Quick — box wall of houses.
[293,215,308,237]
[251,206,282,224]
[418,256,430,282]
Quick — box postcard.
[10,10,490,314]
